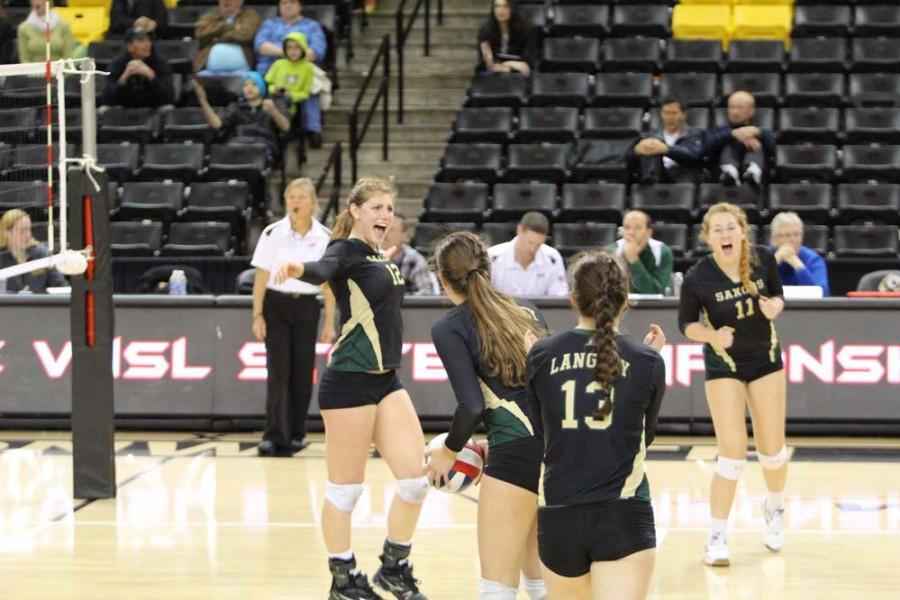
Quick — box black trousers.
[719,141,765,172]
[262,290,321,448]
[638,155,699,184]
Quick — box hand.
[252,314,266,341]
[504,60,530,76]
[758,296,783,321]
[319,320,336,343]
[635,138,667,156]
[742,137,762,152]
[261,98,277,114]
[622,239,641,263]
[712,326,735,349]
[382,245,399,260]
[274,262,303,283]
[774,244,794,264]
[642,324,666,353]
[424,443,457,489]
[134,16,156,31]
[191,79,208,103]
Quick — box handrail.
[395,0,431,124]
[348,34,390,183]
[316,141,342,225]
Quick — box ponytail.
[739,237,758,297]
[330,209,354,241]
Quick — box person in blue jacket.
[705,91,776,190]
[768,211,830,296]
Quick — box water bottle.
[671,272,684,298]
[0,278,6,294]
[168,269,187,295]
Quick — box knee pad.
[522,577,548,600]
[479,579,517,600]
[757,446,789,470]
[715,456,747,481]
[395,476,429,504]
[325,481,363,513]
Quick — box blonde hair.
[330,176,397,241]
[284,177,318,202]
[432,231,546,388]
[770,211,804,238]
[0,209,37,250]
[701,202,758,296]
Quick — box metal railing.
[395,0,431,124]
[317,142,343,225]
[348,34,390,183]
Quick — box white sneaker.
[763,501,785,552]
[704,532,730,566]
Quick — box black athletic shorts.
[705,346,784,383]
[538,498,656,578]
[317,368,404,410]
[483,436,543,495]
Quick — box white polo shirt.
[251,216,331,295]
[488,237,569,297]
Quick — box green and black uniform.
[300,237,407,409]
[431,299,545,493]
[526,330,665,575]
[678,245,784,382]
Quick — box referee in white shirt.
[488,211,569,297]
[251,178,336,457]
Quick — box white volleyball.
[54,250,88,276]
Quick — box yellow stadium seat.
[731,5,793,49]
[164,0,179,8]
[56,7,109,46]
[679,0,732,4]
[736,0,793,5]
[673,5,732,48]
[65,0,111,8]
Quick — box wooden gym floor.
[0,432,898,599]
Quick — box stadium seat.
[664,39,722,73]
[518,3,548,31]
[775,145,839,182]
[9,144,76,180]
[654,107,712,131]
[109,221,164,257]
[452,107,513,144]
[558,182,627,223]
[161,222,232,257]
[767,183,833,225]
[246,5,277,21]
[630,183,695,223]
[854,5,900,38]
[438,144,503,183]
[154,40,200,75]
[0,108,35,144]
[836,184,900,225]
[529,73,591,107]
[192,74,244,107]
[515,107,579,143]
[603,37,662,73]
[726,41,785,73]
[721,73,780,107]
[849,73,900,107]
[792,6,851,38]
[842,145,900,183]
[206,144,269,205]
[761,223,830,255]
[30,221,60,245]
[0,180,50,221]
[167,6,206,39]
[235,268,255,294]
[505,144,571,184]
[593,73,655,108]
[491,183,557,219]
[412,222,478,255]
[672,5,731,47]
[99,107,160,144]
[851,38,900,74]
[87,41,121,72]
[582,108,643,139]
[698,183,762,224]
[787,38,847,73]
[162,107,217,145]
[844,108,900,144]
[611,5,670,38]
[466,73,528,108]
[778,108,841,144]
[118,181,184,225]
[659,73,718,107]
[96,142,140,183]
[570,138,632,182]
[422,182,489,223]
[652,223,689,257]
[552,223,617,257]
[183,181,251,246]
[856,269,900,291]
[833,225,899,257]
[550,5,609,38]
[480,222,517,247]
[541,37,600,73]
[784,73,845,107]
[140,143,205,183]
[55,7,107,45]
[731,6,792,49]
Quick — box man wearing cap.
[101,27,175,108]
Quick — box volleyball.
[426,433,485,494]
[54,250,88,276]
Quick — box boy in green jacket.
[264,31,315,157]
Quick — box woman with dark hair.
[527,251,666,600]
[477,0,535,76]
[426,231,548,600]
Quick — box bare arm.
[192,80,223,130]
[319,283,337,342]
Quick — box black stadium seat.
[842,145,900,183]
[784,73,845,107]
[836,184,900,225]
[582,108,644,139]
[515,107,579,143]
[553,223,618,257]
[726,41,784,73]
[491,183,557,219]
[162,107,217,145]
[505,143,571,184]
[698,183,762,223]
[603,37,662,73]
[140,143,205,183]
[541,37,600,73]
[439,144,503,183]
[611,4,670,38]
[466,73,528,108]
[154,39,199,75]
[664,39,722,73]
[849,73,900,107]
[767,183,833,225]
[452,107,513,144]
[593,73,654,108]
[787,38,846,73]
[161,222,232,257]
[792,5,851,37]
[833,225,899,257]
[118,181,184,225]
[0,108,36,144]
[570,138,632,182]
[480,222,518,247]
[550,5,609,38]
[96,142,140,183]
[529,72,591,107]
[659,73,718,107]
[559,182,627,223]
[110,221,163,257]
[99,107,159,144]
[778,108,840,144]
[713,107,775,131]
[775,145,839,182]
[851,37,900,73]
[854,5,900,38]
[206,144,269,204]
[652,223,689,257]
[423,182,489,223]
[721,72,780,107]
[184,181,251,245]
[845,108,900,144]
[630,183,695,223]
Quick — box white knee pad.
[325,481,363,513]
[479,578,517,600]
[395,476,429,504]
[758,446,789,470]
[523,577,548,600]
[715,456,747,481]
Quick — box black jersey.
[527,330,666,507]
[300,238,405,372]
[678,245,784,366]
[431,299,547,452]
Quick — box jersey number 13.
[560,380,615,431]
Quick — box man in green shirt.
[605,210,673,295]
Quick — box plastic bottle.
[671,272,684,298]
[169,269,187,295]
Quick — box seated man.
[194,0,261,74]
[383,213,440,295]
[107,0,168,39]
[101,27,175,109]
[769,211,830,296]
[488,212,568,297]
[629,96,705,184]
[705,90,776,189]
[605,209,673,295]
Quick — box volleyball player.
[424,231,548,600]
[678,202,788,566]
[526,251,666,600]
[275,177,428,600]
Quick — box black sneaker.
[373,563,427,600]
[329,557,384,600]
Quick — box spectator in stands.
[605,210,674,296]
[193,0,261,74]
[476,0,536,76]
[0,209,66,294]
[193,72,291,165]
[264,32,321,152]
[382,213,440,295]
[488,212,568,296]
[0,7,17,65]
[101,27,175,109]
[107,0,169,40]
[629,97,705,185]
[18,0,85,63]
[254,0,327,148]
[705,90,776,190]
[769,211,830,296]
